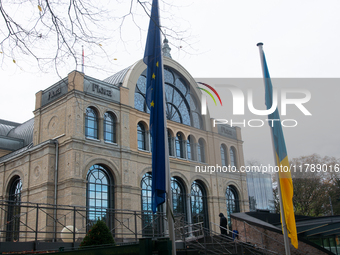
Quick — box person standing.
[219,213,228,235]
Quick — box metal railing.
[0,200,167,243]
[176,221,281,255]
[0,200,297,255]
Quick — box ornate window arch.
[191,180,209,229]
[134,67,203,130]
[86,165,114,228]
[6,176,22,241]
[226,185,240,227]
[85,107,99,139]
[104,111,117,143]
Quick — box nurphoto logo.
[198,82,312,128]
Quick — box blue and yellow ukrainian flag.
[262,49,298,249]
[143,0,167,213]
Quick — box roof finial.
[162,38,172,59]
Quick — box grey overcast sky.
[1,0,339,164]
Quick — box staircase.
[174,222,280,255]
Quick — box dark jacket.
[220,215,227,228]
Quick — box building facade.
[0,50,248,242]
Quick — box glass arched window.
[226,185,240,228]
[104,112,116,143]
[141,173,162,237]
[141,173,152,213]
[134,67,203,130]
[176,132,185,159]
[6,177,22,241]
[87,165,113,227]
[171,177,186,220]
[85,107,98,139]
[221,144,227,166]
[197,138,205,163]
[137,122,147,150]
[191,181,208,229]
[230,147,237,168]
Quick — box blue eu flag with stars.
[143,0,167,213]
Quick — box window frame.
[85,107,99,139]
[197,138,205,163]
[226,185,240,227]
[86,165,114,230]
[190,180,209,229]
[104,112,117,143]
[137,122,147,151]
[6,176,22,242]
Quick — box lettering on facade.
[217,124,237,139]
[221,126,233,136]
[92,84,112,97]
[48,88,61,100]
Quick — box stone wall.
[231,216,332,255]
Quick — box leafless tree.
[0,0,194,76]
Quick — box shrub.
[80,219,114,247]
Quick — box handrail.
[175,220,280,255]
[211,222,232,235]
[208,222,281,255]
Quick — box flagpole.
[166,162,176,255]
[257,42,291,255]
[162,59,176,255]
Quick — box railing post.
[182,216,185,247]
[152,213,155,238]
[203,223,207,255]
[134,211,137,242]
[73,207,76,244]
[35,204,39,242]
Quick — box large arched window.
[141,173,162,237]
[230,147,237,168]
[191,180,208,229]
[134,67,203,130]
[171,177,186,220]
[6,176,22,241]
[87,165,114,228]
[104,112,116,143]
[137,122,147,150]
[85,107,98,139]
[220,144,227,166]
[175,132,185,159]
[197,138,205,163]
[226,185,240,228]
